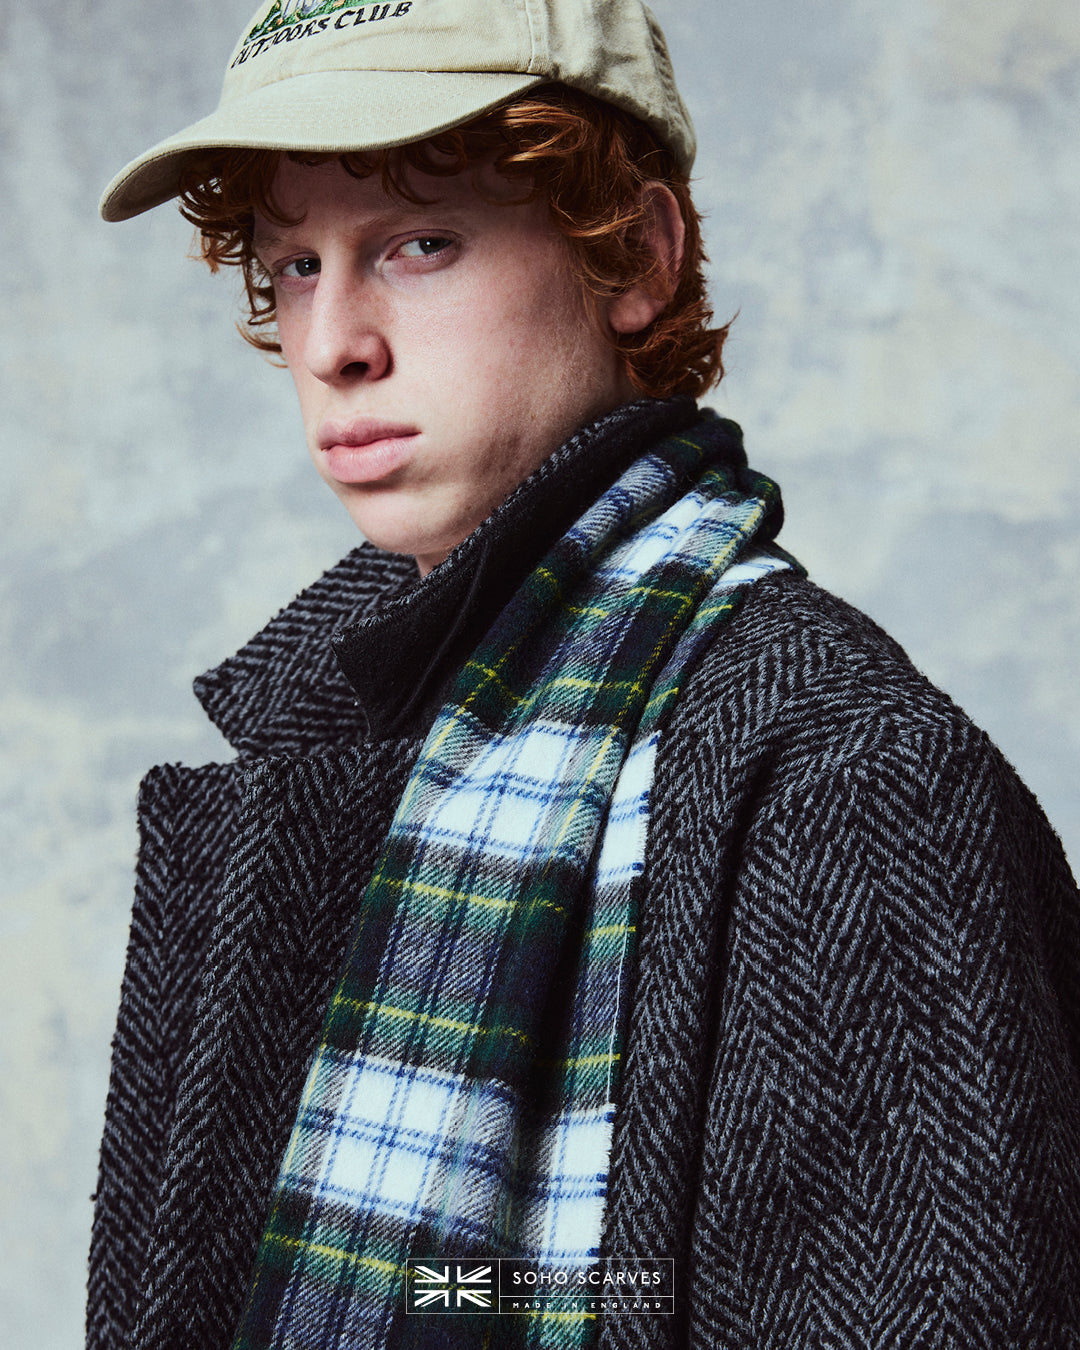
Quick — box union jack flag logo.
[407,1261,494,1312]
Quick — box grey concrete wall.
[2,0,1077,1343]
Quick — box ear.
[607,183,687,336]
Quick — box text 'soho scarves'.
[235,417,794,1349]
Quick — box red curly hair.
[177,85,727,399]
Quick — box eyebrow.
[251,219,304,251]
[252,205,447,254]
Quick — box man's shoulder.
[652,570,1077,973]
[674,568,987,763]
[660,568,1077,892]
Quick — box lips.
[316,418,420,485]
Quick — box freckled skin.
[259,158,642,575]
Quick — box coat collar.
[194,397,708,753]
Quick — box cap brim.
[100,68,544,222]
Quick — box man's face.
[256,157,637,575]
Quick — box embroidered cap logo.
[238,0,416,62]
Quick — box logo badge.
[405,1258,674,1315]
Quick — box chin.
[344,515,445,572]
[350,503,483,568]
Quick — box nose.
[302,269,391,386]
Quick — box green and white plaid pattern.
[233,417,793,1350]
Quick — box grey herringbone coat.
[89,406,1080,1350]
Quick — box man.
[91,2,1080,1348]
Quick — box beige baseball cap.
[100,0,695,222]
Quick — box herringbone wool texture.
[87,761,244,1350]
[598,578,1080,1349]
[89,571,1080,1350]
[89,404,1080,1349]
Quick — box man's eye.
[397,236,453,259]
[279,256,320,279]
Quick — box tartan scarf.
[233,415,792,1350]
